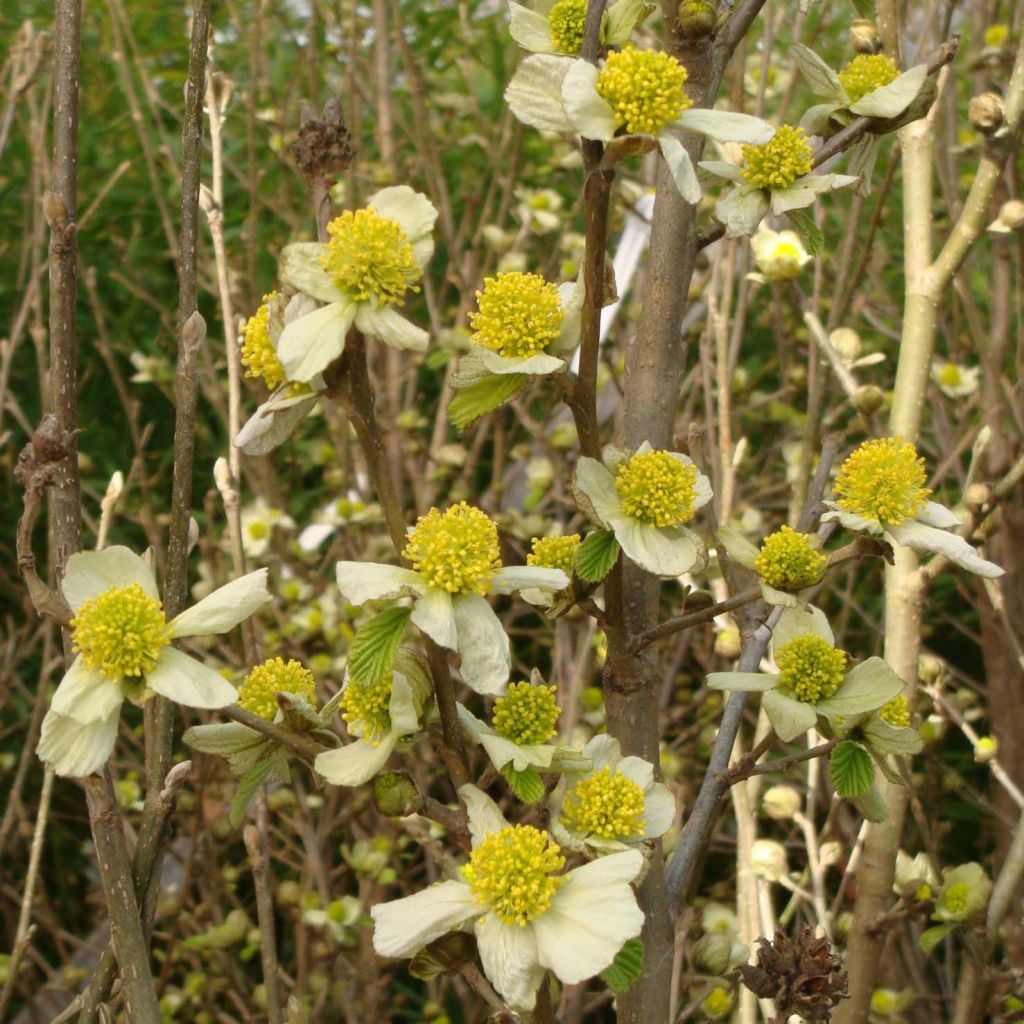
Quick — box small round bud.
[275,881,302,907]
[974,735,999,763]
[918,652,945,684]
[677,0,717,39]
[819,841,844,868]
[834,911,854,937]
[714,627,742,660]
[919,713,947,744]
[850,19,882,54]
[762,784,802,821]
[990,199,1024,234]
[963,482,993,513]
[700,986,735,1020]
[852,384,886,415]
[750,838,788,881]
[969,92,1005,134]
[694,931,736,974]
[373,770,421,816]
[829,326,862,364]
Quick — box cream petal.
[37,707,121,778]
[278,300,356,383]
[508,2,557,53]
[279,242,344,303]
[371,880,480,958]
[677,108,774,144]
[715,525,759,568]
[459,783,512,845]
[335,562,424,605]
[169,569,270,638]
[770,186,818,215]
[61,546,158,612]
[659,134,701,203]
[772,604,834,651]
[491,565,569,596]
[706,671,779,692]
[411,587,458,651]
[821,505,882,534]
[368,186,439,264]
[886,521,1004,578]
[234,394,319,455]
[612,518,701,577]
[848,64,927,118]
[574,457,624,527]
[562,59,618,141]
[354,304,429,352]
[693,468,714,510]
[616,755,655,792]
[762,688,818,742]
[389,671,420,736]
[698,159,746,183]
[761,581,800,607]
[715,186,770,238]
[481,732,555,772]
[641,783,676,839]
[50,657,123,724]
[534,850,644,983]
[815,657,904,719]
[798,173,859,194]
[453,594,511,695]
[147,647,239,709]
[583,733,622,771]
[475,914,544,1011]
[604,0,647,45]
[801,102,843,135]
[789,44,844,99]
[315,734,397,787]
[476,348,566,376]
[917,502,960,529]
[504,55,575,133]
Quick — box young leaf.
[575,529,620,582]
[919,922,957,956]
[229,753,281,827]
[501,763,545,804]
[785,208,824,256]
[448,373,527,432]
[348,606,412,686]
[830,740,875,797]
[601,938,644,992]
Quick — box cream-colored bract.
[334,561,567,695]
[370,785,644,1011]
[37,546,271,778]
[276,186,438,383]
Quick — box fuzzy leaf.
[850,0,874,15]
[575,529,620,582]
[501,764,545,804]
[229,754,280,827]
[919,922,957,956]
[785,208,824,256]
[348,606,412,686]
[602,938,644,992]
[830,740,875,797]
[448,373,527,432]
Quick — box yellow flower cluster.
[527,534,580,576]
[492,681,561,746]
[754,526,827,592]
[72,583,170,680]
[839,53,898,104]
[320,208,420,304]
[775,635,846,704]
[403,502,502,595]
[561,765,645,840]
[240,292,286,390]
[238,658,317,720]
[469,272,564,360]
[879,694,911,728]
[742,125,813,190]
[547,0,588,54]
[615,450,697,527]
[596,46,692,136]
[341,674,393,743]
[834,437,931,525]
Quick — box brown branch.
[628,586,762,655]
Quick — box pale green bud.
[762,784,802,821]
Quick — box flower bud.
[762,784,802,821]
[969,92,1005,134]
[750,838,788,881]
[850,19,882,54]
[694,931,736,975]
[852,384,886,415]
[974,735,999,763]
[989,199,1024,234]
[917,653,945,684]
[871,988,916,1016]
[373,770,421,817]
[275,881,302,907]
[934,862,992,923]
[819,841,844,868]
[963,482,993,513]
[700,986,735,1020]
[829,326,861,365]
[714,627,742,660]
[677,0,717,39]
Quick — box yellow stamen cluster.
[942,883,969,917]
[492,681,561,746]
[561,765,645,840]
[247,520,270,542]
[527,534,580,576]
[469,272,563,360]
[839,54,899,104]
[984,24,1009,48]
[72,583,170,680]
[320,208,420,304]
[775,635,847,704]
[547,0,588,54]
[741,125,813,190]
[754,526,827,592]
[614,449,698,527]
[462,826,565,926]
[595,47,692,137]
[879,694,911,729]
[341,675,393,743]
[240,292,286,391]
[936,363,963,388]
[237,658,317,720]
[833,437,931,525]
[403,502,502,595]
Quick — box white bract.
[38,546,270,777]
[371,785,644,1011]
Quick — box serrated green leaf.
[448,373,527,432]
[501,764,545,804]
[919,922,957,956]
[348,606,412,686]
[229,754,280,827]
[601,938,644,992]
[830,740,875,797]
[785,209,824,256]
[575,529,620,582]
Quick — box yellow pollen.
[984,24,1009,48]
[403,502,501,595]
[614,449,698,527]
[741,124,813,190]
[492,681,561,746]
[527,534,580,576]
[839,53,899,104]
[319,207,420,304]
[547,0,588,54]
[937,363,962,387]
[879,694,911,728]
[775,635,847,704]
[72,583,170,680]
[341,674,393,743]
[247,520,270,541]
[240,292,286,391]
[754,526,827,592]
[595,46,692,137]
[943,883,969,916]
[469,272,564,360]
[461,825,565,926]
[561,765,646,840]
[237,658,317,720]
[833,437,931,525]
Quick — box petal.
[491,565,569,596]
[50,657,124,724]
[789,44,843,99]
[770,186,818,215]
[613,518,701,577]
[886,521,1004,578]
[147,647,239,709]
[459,783,511,845]
[279,242,344,303]
[411,587,458,651]
[562,58,618,141]
[604,0,648,45]
[453,594,511,695]
[277,300,356,383]
[762,689,818,742]
[389,671,420,736]
[821,506,881,534]
[535,850,644,984]
[677,108,774,144]
[234,393,319,455]
[800,102,843,135]
[641,783,676,839]
[707,671,779,692]
[814,657,904,718]
[919,502,964,529]
[715,525,759,568]
[37,707,121,778]
[583,733,622,770]
[692,468,714,510]
[169,569,270,638]
[481,732,555,772]
[772,604,834,651]
[508,2,557,53]
[504,55,575,133]
[864,717,924,756]
[659,134,701,203]
[368,186,439,266]
[715,186,770,238]
[698,159,745,183]
[335,562,424,605]
[848,64,928,118]
[475,915,544,1011]
[354,305,429,352]
[62,546,158,612]
[476,348,566,376]
[371,880,479,958]
[315,734,397,787]
[574,457,624,527]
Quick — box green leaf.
[601,938,644,992]
[574,529,620,582]
[830,740,875,797]
[785,209,824,256]
[501,764,545,804]
[447,373,527,432]
[850,0,874,16]
[348,606,412,686]
[919,922,957,956]
[229,754,280,827]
